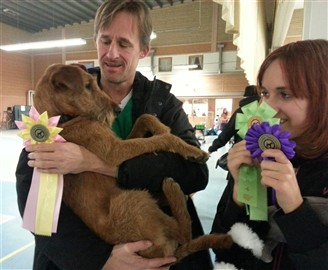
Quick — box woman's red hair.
[257,39,328,159]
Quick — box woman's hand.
[25,142,118,177]
[261,149,303,213]
[102,241,176,270]
[227,140,255,205]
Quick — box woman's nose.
[265,96,279,112]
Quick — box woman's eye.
[260,90,269,98]
[280,92,291,99]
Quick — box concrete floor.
[0,129,230,270]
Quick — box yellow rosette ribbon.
[15,106,65,236]
[235,101,280,221]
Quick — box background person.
[208,85,259,154]
[16,1,212,269]
[211,39,328,269]
[219,108,229,131]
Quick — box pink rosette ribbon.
[15,106,65,236]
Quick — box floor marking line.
[0,241,35,263]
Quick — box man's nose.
[106,43,119,58]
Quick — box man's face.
[95,11,148,85]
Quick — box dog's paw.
[162,178,181,194]
[214,234,234,250]
[186,150,209,163]
[221,234,234,249]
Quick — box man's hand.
[103,241,176,270]
[25,142,118,177]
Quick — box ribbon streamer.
[16,106,65,236]
[238,165,268,220]
[235,101,279,221]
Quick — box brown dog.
[33,63,233,261]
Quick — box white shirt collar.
[117,90,133,111]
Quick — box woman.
[211,39,328,269]
[220,108,229,130]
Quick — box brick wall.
[0,1,248,114]
[0,51,32,113]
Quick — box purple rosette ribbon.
[245,121,296,209]
[245,122,296,160]
[236,101,297,221]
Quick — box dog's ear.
[50,66,84,93]
[70,63,88,72]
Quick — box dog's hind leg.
[174,233,233,261]
[127,114,170,139]
[162,178,192,244]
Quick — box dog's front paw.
[186,150,209,163]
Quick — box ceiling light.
[3,8,19,17]
[0,38,87,51]
[151,32,157,40]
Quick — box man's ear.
[140,46,150,59]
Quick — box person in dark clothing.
[219,108,229,131]
[15,1,212,270]
[211,39,328,270]
[208,85,259,154]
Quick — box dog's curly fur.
[33,63,233,261]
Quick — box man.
[16,1,212,269]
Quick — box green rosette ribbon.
[235,101,280,221]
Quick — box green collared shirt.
[111,98,133,139]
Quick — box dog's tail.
[174,233,233,261]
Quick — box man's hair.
[94,0,152,49]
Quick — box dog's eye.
[85,83,92,91]
[54,82,68,90]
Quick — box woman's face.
[260,59,308,139]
